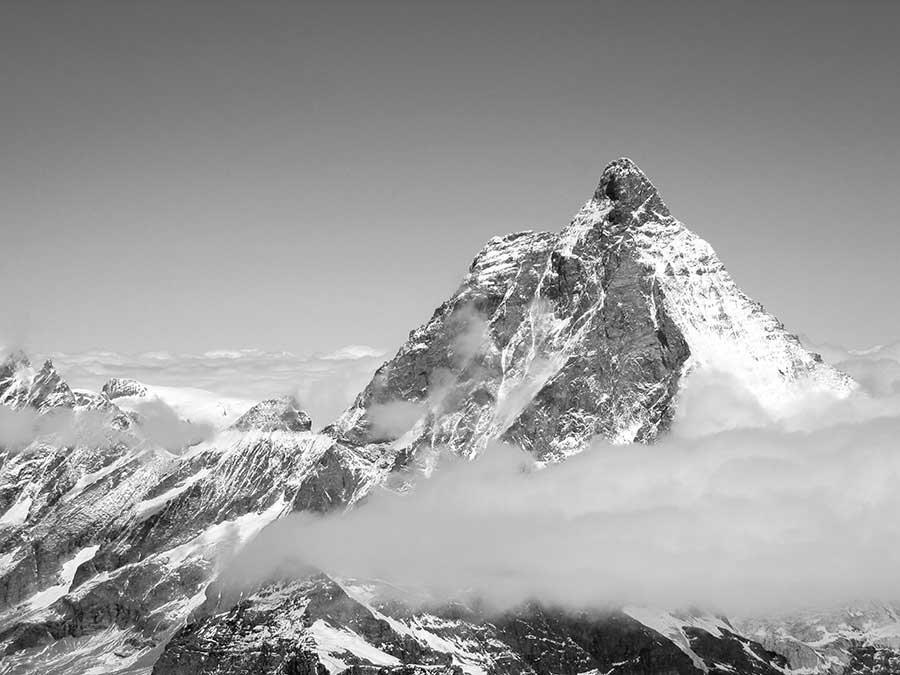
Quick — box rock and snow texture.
[0,159,864,674]
[0,351,76,412]
[736,605,900,674]
[331,158,851,470]
[231,395,312,432]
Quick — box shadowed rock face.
[0,160,863,674]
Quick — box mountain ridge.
[0,159,879,675]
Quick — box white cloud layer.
[45,346,386,427]
[226,347,900,615]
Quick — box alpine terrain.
[1,159,894,675]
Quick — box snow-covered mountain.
[101,377,256,429]
[0,159,881,675]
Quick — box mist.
[226,359,900,616]
[0,398,212,455]
[43,346,386,425]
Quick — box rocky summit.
[0,160,884,675]
[232,396,313,433]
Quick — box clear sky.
[2,0,898,355]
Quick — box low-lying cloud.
[367,400,427,438]
[0,406,125,453]
[0,398,212,455]
[46,346,386,426]
[227,358,900,615]
[129,399,215,451]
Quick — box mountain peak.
[0,350,76,411]
[593,157,669,219]
[101,377,148,400]
[231,395,312,433]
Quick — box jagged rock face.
[101,378,148,400]
[232,396,313,432]
[0,352,76,412]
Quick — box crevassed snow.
[28,544,100,610]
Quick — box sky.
[2,0,898,355]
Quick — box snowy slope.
[103,378,255,429]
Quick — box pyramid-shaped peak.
[231,395,312,433]
[593,157,669,218]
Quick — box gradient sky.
[2,0,898,355]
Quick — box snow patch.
[29,544,100,610]
[308,619,401,674]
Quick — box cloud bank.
[227,353,900,615]
[46,346,386,427]
[0,398,213,455]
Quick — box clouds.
[128,399,214,451]
[0,406,124,453]
[0,397,215,455]
[803,338,900,397]
[367,400,427,439]
[46,346,386,427]
[225,351,900,615]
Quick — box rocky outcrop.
[231,396,313,433]
[101,377,148,400]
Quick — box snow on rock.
[0,158,864,675]
[133,467,210,521]
[624,606,714,671]
[0,351,76,411]
[308,618,401,673]
[28,545,100,610]
[160,494,288,567]
[330,157,853,476]
[0,495,32,527]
